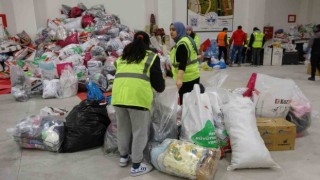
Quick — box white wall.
[298,0,313,24]
[2,0,320,43]
[311,0,320,24]
[11,0,38,38]
[0,0,17,35]
[264,0,302,32]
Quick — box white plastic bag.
[206,71,228,88]
[63,54,83,67]
[59,44,82,60]
[221,95,278,170]
[180,84,219,149]
[63,17,82,31]
[207,91,231,157]
[42,79,60,99]
[253,74,295,118]
[40,106,67,117]
[58,66,78,98]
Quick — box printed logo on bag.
[191,120,219,149]
[274,99,292,104]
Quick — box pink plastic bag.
[69,7,84,18]
[57,33,79,47]
[82,14,95,28]
[57,62,72,77]
[83,51,91,67]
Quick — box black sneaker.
[308,77,315,81]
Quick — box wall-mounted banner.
[187,0,234,32]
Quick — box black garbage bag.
[286,109,311,133]
[62,100,110,152]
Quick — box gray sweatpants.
[114,106,151,163]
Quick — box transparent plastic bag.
[87,60,103,75]
[85,4,106,18]
[150,139,221,180]
[63,17,82,31]
[117,24,130,32]
[39,61,57,80]
[56,26,68,40]
[59,66,78,98]
[42,79,60,99]
[119,31,132,41]
[107,38,124,51]
[90,46,107,61]
[253,74,295,118]
[63,54,83,67]
[150,86,179,143]
[286,85,312,135]
[104,105,119,155]
[91,72,108,92]
[107,28,120,38]
[206,71,228,88]
[11,115,64,152]
[59,44,82,60]
[93,19,113,35]
[10,65,31,102]
[101,61,116,76]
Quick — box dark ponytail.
[122,31,151,63]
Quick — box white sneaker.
[130,163,153,177]
[119,156,130,167]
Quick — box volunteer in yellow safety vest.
[112,31,165,176]
[186,25,200,50]
[170,22,200,104]
[248,27,265,66]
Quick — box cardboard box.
[256,118,296,151]
[307,63,320,76]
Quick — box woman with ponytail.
[112,31,165,176]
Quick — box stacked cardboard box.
[257,118,296,151]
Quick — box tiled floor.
[1,64,320,180]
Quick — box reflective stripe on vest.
[171,41,198,68]
[252,32,264,48]
[170,37,200,82]
[115,53,155,81]
[112,51,156,110]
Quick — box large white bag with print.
[180,84,219,149]
[222,95,278,170]
[253,73,295,118]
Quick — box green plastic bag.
[191,120,219,149]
